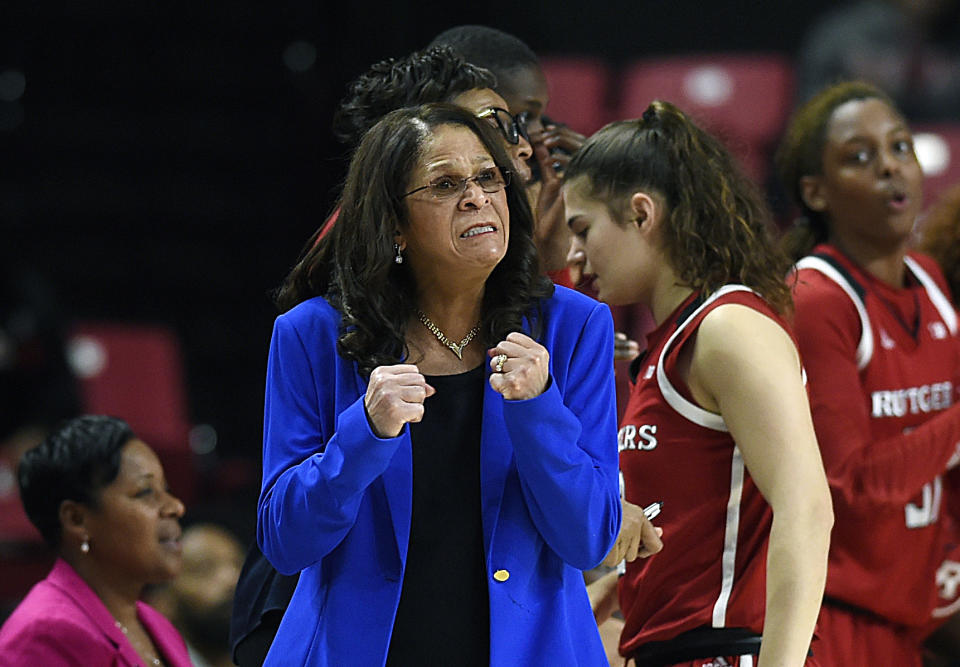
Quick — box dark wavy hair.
[776,81,899,261]
[332,45,496,149]
[18,415,134,548]
[565,100,792,314]
[277,103,552,377]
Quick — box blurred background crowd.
[3,1,960,661]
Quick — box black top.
[386,364,489,667]
[229,543,300,666]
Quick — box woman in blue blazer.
[257,103,621,666]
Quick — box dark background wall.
[1,2,833,523]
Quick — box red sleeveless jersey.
[793,244,960,627]
[618,286,793,654]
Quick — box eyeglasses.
[477,107,529,146]
[403,166,512,200]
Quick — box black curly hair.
[332,45,496,149]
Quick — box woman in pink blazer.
[0,415,191,667]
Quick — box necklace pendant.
[448,343,464,360]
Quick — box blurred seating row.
[67,322,199,505]
[540,53,960,210]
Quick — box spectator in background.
[149,523,243,667]
[0,415,190,666]
[796,0,960,122]
[777,80,960,666]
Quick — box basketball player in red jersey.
[564,101,833,666]
[778,81,960,666]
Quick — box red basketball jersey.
[793,244,960,627]
[618,286,793,655]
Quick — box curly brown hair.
[564,100,792,314]
[918,183,960,303]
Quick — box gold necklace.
[417,311,481,360]
[115,620,163,666]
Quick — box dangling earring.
[81,537,90,554]
[394,243,403,264]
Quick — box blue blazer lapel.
[350,364,411,579]
[479,370,512,556]
[380,433,412,576]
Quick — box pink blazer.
[0,558,191,667]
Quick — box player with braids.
[566,100,832,666]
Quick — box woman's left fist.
[488,332,550,400]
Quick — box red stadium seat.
[617,53,795,182]
[67,322,198,505]
[539,55,613,136]
[913,124,960,211]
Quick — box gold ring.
[494,353,507,373]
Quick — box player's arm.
[692,304,833,667]
[794,277,960,507]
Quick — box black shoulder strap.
[676,293,706,328]
[810,252,866,303]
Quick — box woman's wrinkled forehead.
[415,123,493,173]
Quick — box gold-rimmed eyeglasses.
[402,166,512,200]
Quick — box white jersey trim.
[712,444,745,628]
[796,254,958,371]
[795,255,874,369]
[904,255,958,335]
[656,284,757,432]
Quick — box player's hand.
[601,499,663,567]
[488,333,550,400]
[527,122,586,173]
[529,141,565,249]
[364,364,435,438]
[539,122,586,172]
[614,332,640,361]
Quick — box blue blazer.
[257,286,621,666]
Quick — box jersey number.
[905,477,942,529]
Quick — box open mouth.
[159,526,182,551]
[461,224,496,239]
[888,192,909,210]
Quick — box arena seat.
[539,55,613,136]
[617,53,795,182]
[67,322,198,505]
[913,123,960,211]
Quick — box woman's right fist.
[364,364,435,438]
